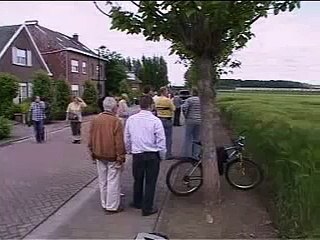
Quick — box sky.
[0,1,319,86]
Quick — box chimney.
[24,20,39,25]
[72,33,79,42]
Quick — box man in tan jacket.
[88,97,125,214]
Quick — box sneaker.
[120,193,125,197]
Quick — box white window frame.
[17,83,28,103]
[71,84,80,97]
[71,60,79,73]
[82,61,87,74]
[27,83,33,98]
[12,47,32,66]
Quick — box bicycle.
[166,132,263,196]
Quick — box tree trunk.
[195,57,221,223]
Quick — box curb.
[0,120,91,147]
[23,176,97,239]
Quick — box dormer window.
[12,47,32,66]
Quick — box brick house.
[0,24,52,103]
[0,20,107,103]
[126,71,142,91]
[26,20,106,97]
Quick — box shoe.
[105,207,124,215]
[130,202,141,209]
[166,156,174,160]
[120,193,125,197]
[142,208,158,216]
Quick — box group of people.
[88,86,201,216]
[29,86,201,216]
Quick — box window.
[96,65,102,78]
[27,83,33,98]
[71,60,79,73]
[91,63,94,76]
[71,84,80,97]
[19,83,28,103]
[12,47,32,66]
[82,61,87,74]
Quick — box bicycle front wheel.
[166,160,203,196]
[225,158,263,190]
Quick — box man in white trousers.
[88,97,126,214]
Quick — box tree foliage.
[51,79,71,120]
[124,56,169,90]
[82,80,98,106]
[0,73,19,118]
[96,1,300,71]
[103,49,128,95]
[0,116,11,139]
[32,70,53,103]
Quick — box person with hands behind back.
[88,97,126,214]
[125,95,166,216]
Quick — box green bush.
[32,70,53,103]
[82,81,98,107]
[0,73,19,118]
[0,116,11,139]
[51,79,71,120]
[83,105,99,116]
[218,93,320,238]
[12,104,22,114]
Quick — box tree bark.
[195,57,221,223]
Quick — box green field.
[217,92,320,238]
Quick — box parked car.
[179,90,191,103]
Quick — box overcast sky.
[0,1,319,85]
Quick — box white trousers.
[96,160,121,211]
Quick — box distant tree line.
[217,79,310,89]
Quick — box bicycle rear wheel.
[166,160,203,196]
[225,158,263,190]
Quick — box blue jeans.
[33,120,44,143]
[183,123,201,158]
[160,118,173,159]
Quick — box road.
[0,106,141,239]
[0,122,97,239]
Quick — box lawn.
[217,92,320,238]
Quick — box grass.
[217,92,320,238]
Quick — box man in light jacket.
[125,95,166,216]
[88,97,126,214]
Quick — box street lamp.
[95,45,106,96]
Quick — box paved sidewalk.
[155,108,277,239]
[26,126,184,239]
[0,115,95,147]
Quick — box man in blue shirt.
[29,96,46,143]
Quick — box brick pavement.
[0,105,141,239]
[0,122,96,239]
[25,126,184,239]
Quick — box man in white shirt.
[125,95,166,216]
